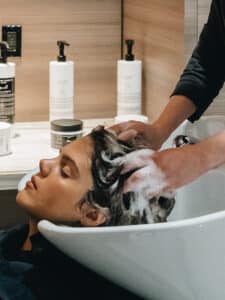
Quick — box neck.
[21,218,39,251]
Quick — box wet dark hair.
[67,125,175,227]
[81,125,150,225]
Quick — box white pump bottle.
[49,40,74,121]
[117,39,142,116]
[0,42,15,124]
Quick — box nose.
[39,158,55,177]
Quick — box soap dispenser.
[0,42,16,124]
[117,39,142,116]
[49,40,74,121]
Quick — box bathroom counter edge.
[0,119,114,191]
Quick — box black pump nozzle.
[57,40,70,62]
[0,42,9,63]
[125,39,135,61]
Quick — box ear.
[80,204,107,227]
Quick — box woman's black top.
[0,224,143,300]
[171,0,225,122]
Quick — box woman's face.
[16,135,105,226]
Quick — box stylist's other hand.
[118,149,168,197]
[110,121,164,150]
[119,145,205,198]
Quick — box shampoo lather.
[0,42,15,124]
[49,41,74,121]
[117,40,142,116]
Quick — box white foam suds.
[119,149,155,174]
[123,152,168,199]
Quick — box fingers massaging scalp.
[81,126,175,226]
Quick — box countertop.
[0,119,114,191]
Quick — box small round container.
[0,122,12,156]
[51,119,83,149]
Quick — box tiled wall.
[124,0,184,122]
[1,0,121,121]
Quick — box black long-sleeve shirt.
[0,224,144,300]
[171,0,225,122]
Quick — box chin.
[16,190,23,205]
[16,189,31,210]
[16,190,38,220]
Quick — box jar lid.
[51,119,83,132]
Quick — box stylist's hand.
[119,145,206,197]
[110,121,165,150]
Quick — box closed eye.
[61,164,71,178]
[60,153,79,178]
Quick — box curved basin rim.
[38,209,225,234]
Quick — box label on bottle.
[50,96,74,121]
[0,77,15,123]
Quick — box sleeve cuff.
[170,83,214,123]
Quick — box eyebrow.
[60,153,79,176]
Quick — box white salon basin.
[21,115,225,300]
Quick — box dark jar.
[51,119,83,149]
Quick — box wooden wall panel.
[184,0,197,61]
[0,0,121,121]
[124,0,184,122]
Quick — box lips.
[26,175,37,190]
